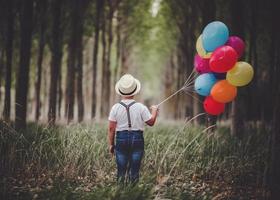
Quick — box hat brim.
[115,78,141,97]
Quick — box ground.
[0,121,268,199]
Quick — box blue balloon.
[202,21,229,52]
[194,73,217,96]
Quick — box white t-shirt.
[108,99,152,131]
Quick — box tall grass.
[0,121,269,199]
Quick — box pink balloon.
[194,54,211,74]
[226,36,245,59]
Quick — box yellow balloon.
[196,35,212,59]
[226,61,254,86]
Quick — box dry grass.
[0,121,269,199]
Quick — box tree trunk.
[113,12,121,96]
[3,0,14,122]
[230,0,245,138]
[266,1,280,198]
[247,1,258,121]
[0,50,3,104]
[91,0,104,119]
[164,53,176,119]
[100,3,108,118]
[65,0,79,123]
[76,38,84,122]
[76,1,87,123]
[175,47,182,119]
[269,85,280,199]
[48,0,63,124]
[120,33,129,75]
[35,0,47,121]
[15,0,33,130]
[106,0,114,109]
[57,69,62,119]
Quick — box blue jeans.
[115,130,144,183]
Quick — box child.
[108,74,159,183]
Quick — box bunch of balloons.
[194,21,254,116]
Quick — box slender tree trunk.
[247,1,258,121]
[35,0,47,121]
[3,0,14,122]
[65,0,79,123]
[48,0,63,124]
[100,4,108,118]
[164,53,176,119]
[269,78,280,199]
[57,66,62,119]
[114,12,121,88]
[175,45,184,119]
[0,50,3,104]
[106,0,114,108]
[120,33,129,74]
[42,61,47,118]
[230,0,245,138]
[265,1,280,198]
[91,0,103,119]
[15,0,33,130]
[76,1,87,122]
[76,41,84,122]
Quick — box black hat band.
[119,85,137,95]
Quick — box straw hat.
[115,74,141,97]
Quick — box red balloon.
[203,96,225,115]
[209,46,237,73]
[194,54,211,74]
[226,36,245,59]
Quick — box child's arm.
[146,105,159,126]
[108,120,117,155]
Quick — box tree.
[3,0,15,122]
[48,0,63,124]
[269,85,280,199]
[15,0,34,130]
[100,0,108,118]
[91,0,104,119]
[65,0,89,123]
[113,11,121,98]
[76,1,89,122]
[266,0,280,198]
[230,0,245,137]
[0,50,3,104]
[34,0,47,121]
[167,0,198,119]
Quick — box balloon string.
[156,87,186,107]
[183,69,196,87]
[157,70,197,107]
[184,90,203,104]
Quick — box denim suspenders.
[119,101,136,131]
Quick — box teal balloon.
[195,73,217,96]
[202,21,229,52]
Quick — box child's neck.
[122,96,134,100]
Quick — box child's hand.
[150,105,159,115]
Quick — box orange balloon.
[210,80,237,103]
